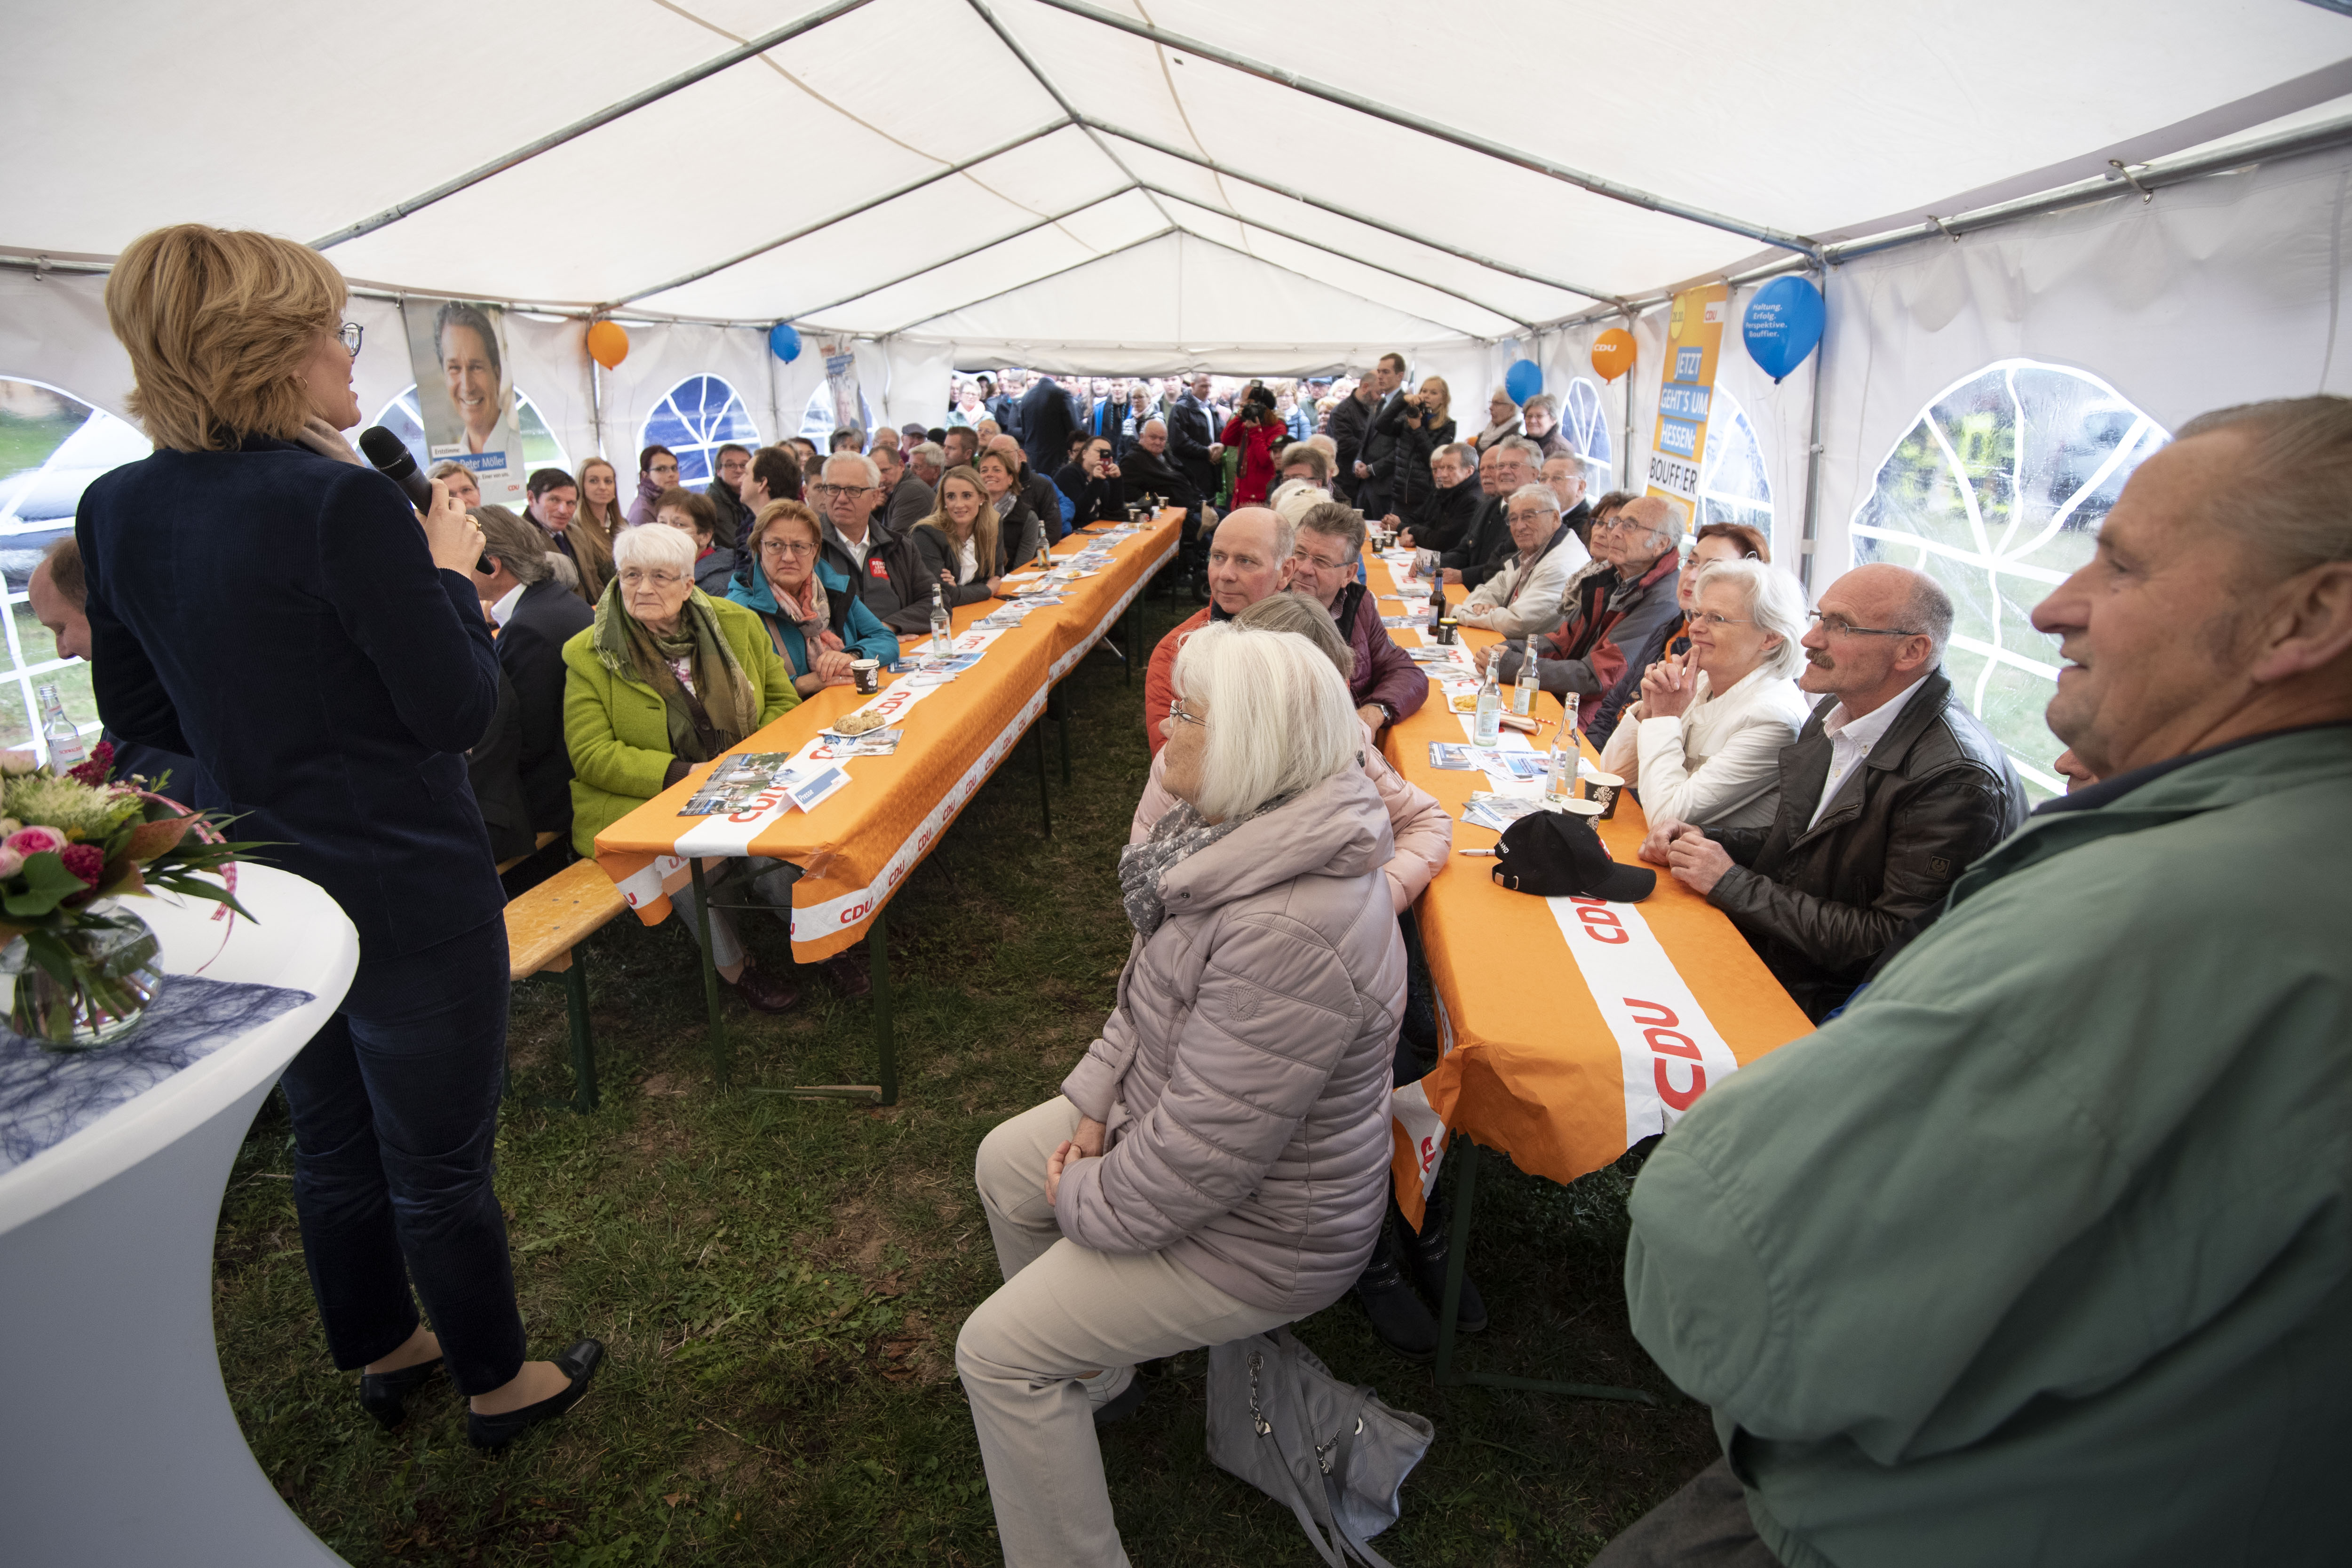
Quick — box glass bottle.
[1473,659,1502,746]
[1545,693,1581,804]
[38,684,87,772]
[929,583,952,660]
[1511,639,1538,717]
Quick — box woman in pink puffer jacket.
[957,622,1407,1567]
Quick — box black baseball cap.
[1491,809,1656,902]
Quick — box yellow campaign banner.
[1643,282,1729,529]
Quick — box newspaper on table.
[1461,791,1549,833]
[680,752,849,817]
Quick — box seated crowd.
[61,311,2339,1564]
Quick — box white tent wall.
[0,272,137,427]
[1810,141,2352,578]
[874,338,958,437]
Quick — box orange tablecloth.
[1368,550,1813,1225]
[593,510,1180,962]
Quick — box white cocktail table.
[0,865,359,1567]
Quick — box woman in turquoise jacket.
[729,499,901,694]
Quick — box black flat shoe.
[1354,1251,1438,1363]
[467,1340,604,1451]
[358,1354,445,1431]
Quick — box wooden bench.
[504,856,628,1113]
[495,830,561,876]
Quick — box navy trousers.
[278,917,525,1395]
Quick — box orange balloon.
[586,320,630,370]
[1590,327,1636,382]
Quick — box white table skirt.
[0,865,360,1568]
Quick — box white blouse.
[1598,663,1812,832]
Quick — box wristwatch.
[1369,701,1396,726]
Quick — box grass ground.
[212,589,1715,1567]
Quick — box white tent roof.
[11,0,2352,360]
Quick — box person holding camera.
[1373,376,1456,531]
[1217,385,1288,508]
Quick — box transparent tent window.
[1851,359,2168,799]
[640,376,762,486]
[0,379,141,762]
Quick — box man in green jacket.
[1604,396,2352,1568]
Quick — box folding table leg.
[689,857,730,1089]
[1433,1137,1660,1405]
[564,955,599,1113]
[872,907,896,1106]
[1433,1138,1478,1386]
[1050,685,1072,785]
[1033,721,1052,838]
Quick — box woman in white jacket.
[1599,557,1811,832]
[1454,483,1588,637]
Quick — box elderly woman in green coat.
[563,521,803,1012]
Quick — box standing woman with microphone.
[76,225,600,1449]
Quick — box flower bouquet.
[0,743,263,1051]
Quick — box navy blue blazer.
[77,436,505,957]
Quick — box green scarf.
[592,581,758,763]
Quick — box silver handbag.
[1206,1328,1435,1567]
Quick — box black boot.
[1352,1217,1438,1362]
[1404,1191,1488,1334]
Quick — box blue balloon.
[1742,276,1824,382]
[768,322,803,363]
[1503,357,1543,405]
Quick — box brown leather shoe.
[820,952,872,999]
[725,965,800,1014]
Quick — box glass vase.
[0,899,167,1052]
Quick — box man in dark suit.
[1018,373,1078,478]
[1350,352,1408,519]
[27,538,206,804]
[472,505,591,839]
[1168,373,1223,506]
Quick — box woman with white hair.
[958,622,1407,1566]
[562,520,801,1009]
[1598,557,1812,831]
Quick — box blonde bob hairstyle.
[1169,621,1363,823]
[106,223,347,452]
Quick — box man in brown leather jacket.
[1644,563,2027,1019]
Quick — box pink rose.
[5,827,64,857]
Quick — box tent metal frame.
[885,228,1177,335]
[783,188,1144,324]
[1138,185,1535,334]
[614,118,1074,306]
[1086,116,1620,307]
[1028,0,1821,260]
[311,0,880,251]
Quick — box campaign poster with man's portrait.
[402,298,525,507]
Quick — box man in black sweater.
[471,505,591,839]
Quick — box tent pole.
[612,119,1071,306]
[1798,269,1828,595]
[310,0,879,250]
[1031,0,1818,259]
[1170,229,1493,341]
[1082,117,1618,306]
[1621,308,1637,491]
[588,353,605,460]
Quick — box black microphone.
[357,426,436,512]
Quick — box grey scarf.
[1116,791,1295,939]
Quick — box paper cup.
[850,658,881,694]
[1582,770,1624,820]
